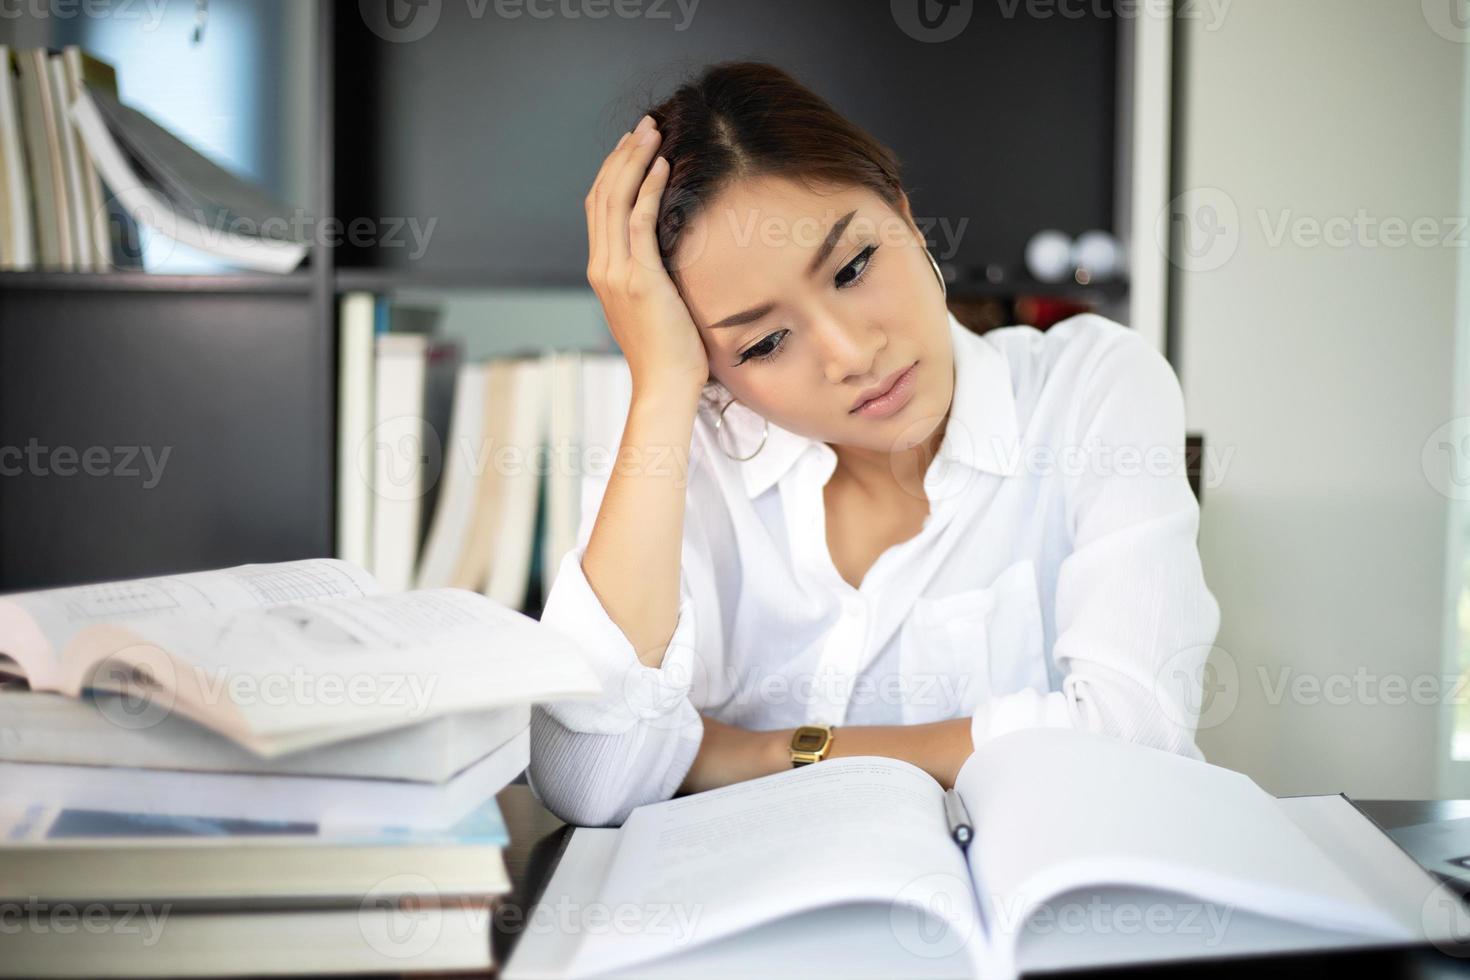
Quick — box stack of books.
[0,44,308,273]
[0,556,603,974]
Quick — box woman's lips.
[851,362,918,420]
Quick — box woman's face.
[673,176,955,456]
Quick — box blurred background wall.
[1176,1,1465,799]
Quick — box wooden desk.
[489,786,1470,977]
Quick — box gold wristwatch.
[789,724,835,767]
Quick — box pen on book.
[944,788,972,849]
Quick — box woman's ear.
[701,377,728,409]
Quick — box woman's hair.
[637,61,910,408]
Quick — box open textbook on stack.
[507,727,1470,980]
[0,557,601,757]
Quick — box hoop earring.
[926,247,948,300]
[715,398,768,461]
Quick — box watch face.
[793,728,827,751]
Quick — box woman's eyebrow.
[706,209,859,330]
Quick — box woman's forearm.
[825,718,973,788]
[580,382,703,668]
[678,716,974,795]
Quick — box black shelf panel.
[333,267,582,294]
[0,287,333,590]
[332,1,1118,283]
[0,267,1124,301]
[0,271,315,295]
[334,266,1128,301]
[949,276,1128,301]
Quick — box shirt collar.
[733,309,1023,499]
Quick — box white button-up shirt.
[528,310,1221,827]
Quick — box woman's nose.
[819,319,886,385]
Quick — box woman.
[528,61,1220,827]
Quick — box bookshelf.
[0,270,316,293]
[0,0,1175,591]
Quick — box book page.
[0,558,381,691]
[955,727,1412,974]
[62,587,600,746]
[564,757,983,978]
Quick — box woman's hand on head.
[585,115,710,402]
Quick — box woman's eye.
[835,244,878,289]
[737,329,789,365]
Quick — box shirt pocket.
[898,558,1048,725]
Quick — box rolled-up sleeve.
[968,323,1222,760]
[528,451,723,828]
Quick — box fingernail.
[636,114,654,132]
[639,128,658,145]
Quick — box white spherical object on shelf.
[1025,229,1074,283]
[1071,230,1123,282]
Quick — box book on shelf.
[543,348,585,599]
[412,343,631,610]
[11,47,66,269]
[70,85,308,273]
[335,290,638,616]
[375,318,458,592]
[338,294,460,592]
[415,357,491,591]
[369,332,443,592]
[445,356,518,594]
[507,727,1470,980]
[58,47,112,271]
[483,353,548,610]
[0,45,34,269]
[1,45,145,273]
[0,556,601,757]
[0,41,306,273]
[336,292,377,573]
[48,53,88,269]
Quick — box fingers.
[605,116,663,267]
[600,115,663,270]
[586,115,665,290]
[586,130,630,277]
[629,153,670,275]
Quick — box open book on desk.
[0,558,601,757]
[507,727,1468,980]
